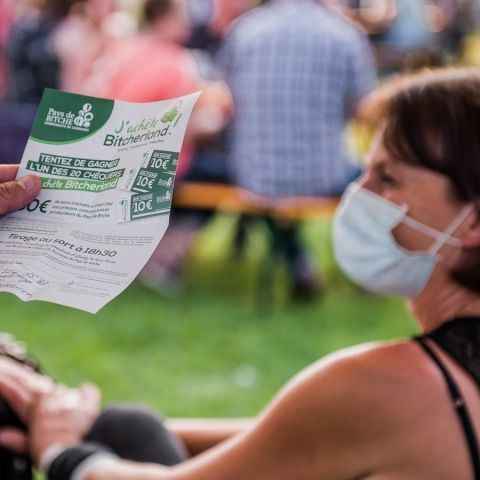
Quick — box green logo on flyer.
[31,89,114,144]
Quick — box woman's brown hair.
[44,0,81,18]
[372,68,480,293]
[143,0,174,24]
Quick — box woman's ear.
[461,207,480,248]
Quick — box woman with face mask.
[1,67,480,480]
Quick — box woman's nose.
[357,169,383,195]
[357,172,371,190]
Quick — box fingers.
[29,388,84,465]
[0,359,53,396]
[39,384,100,419]
[0,428,28,453]
[0,361,53,423]
[0,377,102,465]
[80,383,101,410]
[0,357,36,380]
[0,175,41,215]
[0,376,32,423]
[0,165,19,183]
[0,381,103,466]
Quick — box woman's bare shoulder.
[252,339,440,476]
[283,339,440,434]
[299,339,437,399]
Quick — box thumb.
[0,175,41,215]
[0,428,29,453]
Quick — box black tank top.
[413,316,480,479]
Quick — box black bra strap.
[415,337,480,479]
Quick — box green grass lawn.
[0,215,415,418]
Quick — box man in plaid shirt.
[220,0,376,298]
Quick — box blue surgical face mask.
[332,183,471,298]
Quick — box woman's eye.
[378,172,396,185]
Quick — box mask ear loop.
[429,205,473,254]
[402,215,452,241]
[401,206,472,255]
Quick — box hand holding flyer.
[0,89,200,313]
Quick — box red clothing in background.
[87,35,199,178]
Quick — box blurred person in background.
[51,0,121,94]
[336,0,454,73]
[184,0,252,183]
[462,0,480,67]
[185,0,212,28]
[0,0,12,98]
[86,0,231,293]
[220,0,376,299]
[182,0,253,262]
[5,0,77,104]
[0,0,78,164]
[438,0,478,59]
[187,0,252,58]
[85,0,199,173]
[0,1,17,163]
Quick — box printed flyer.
[0,88,200,313]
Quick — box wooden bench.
[173,182,340,303]
[173,182,339,220]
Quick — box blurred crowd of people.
[0,0,479,299]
